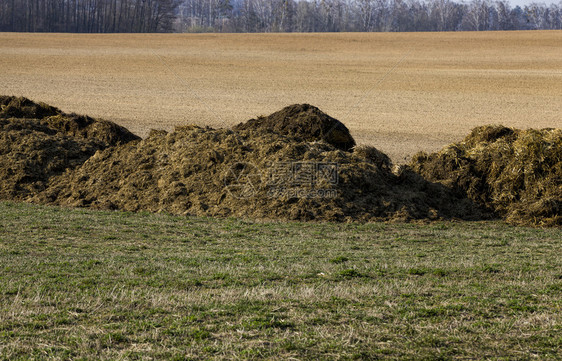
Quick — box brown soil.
[1,97,559,226]
[2,32,560,164]
[410,125,562,226]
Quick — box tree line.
[1,0,561,32]
[0,0,178,32]
[178,0,562,32]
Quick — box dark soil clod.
[234,104,356,152]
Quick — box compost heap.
[0,96,139,200]
[410,125,562,226]
[1,96,559,226]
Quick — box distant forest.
[1,0,561,33]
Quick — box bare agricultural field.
[1,31,561,162]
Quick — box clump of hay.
[0,95,59,119]
[352,145,392,171]
[411,125,562,226]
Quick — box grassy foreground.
[0,202,560,360]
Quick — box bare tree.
[0,0,559,33]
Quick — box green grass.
[0,201,561,360]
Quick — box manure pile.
[1,96,559,226]
[410,125,562,226]
[0,96,139,200]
